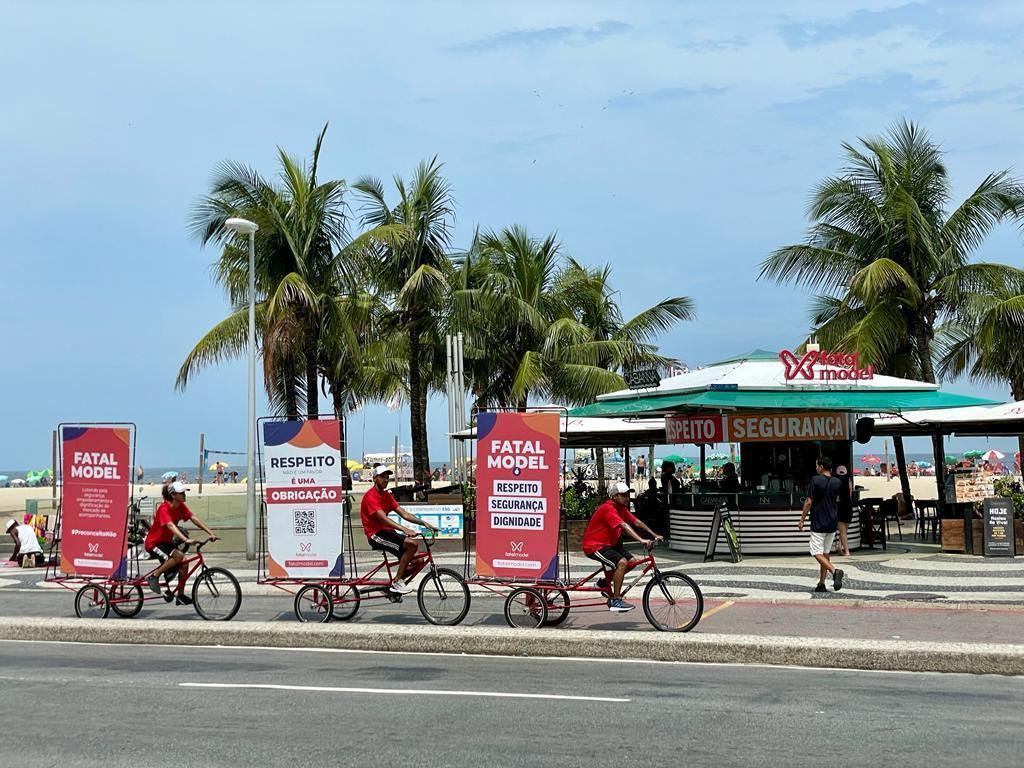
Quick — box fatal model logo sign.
[779,349,874,381]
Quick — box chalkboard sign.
[983,497,1015,558]
[704,505,743,563]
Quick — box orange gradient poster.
[475,412,560,579]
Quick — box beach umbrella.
[161,471,179,481]
[39,468,52,478]
[708,452,729,461]
[679,457,694,465]
[916,460,932,468]
[661,454,685,463]
[851,468,863,476]
[861,455,881,464]
[209,462,229,471]
[944,454,958,464]
[963,450,985,459]
[0,475,8,483]
[980,450,1005,461]
[346,459,362,471]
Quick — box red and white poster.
[262,419,344,579]
[475,412,560,579]
[59,426,131,577]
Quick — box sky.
[3,0,1024,470]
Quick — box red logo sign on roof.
[779,349,873,382]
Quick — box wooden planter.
[942,518,1024,555]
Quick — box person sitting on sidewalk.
[582,481,663,613]
[798,457,845,593]
[144,481,218,603]
[6,518,44,567]
[360,465,439,596]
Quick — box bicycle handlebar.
[194,537,219,552]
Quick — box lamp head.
[224,217,258,235]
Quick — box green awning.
[569,389,998,418]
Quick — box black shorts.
[636,466,647,478]
[586,544,630,569]
[368,529,407,557]
[146,542,181,562]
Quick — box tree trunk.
[305,333,319,420]
[283,358,299,420]
[595,450,606,494]
[330,385,351,489]
[408,326,428,486]
[913,318,937,384]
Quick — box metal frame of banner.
[254,413,353,587]
[253,413,470,625]
[44,421,137,591]
[461,405,571,584]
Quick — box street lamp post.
[224,217,259,560]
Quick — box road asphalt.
[2,640,1021,768]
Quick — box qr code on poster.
[293,510,316,536]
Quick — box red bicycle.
[74,538,242,621]
[498,542,703,632]
[290,530,470,626]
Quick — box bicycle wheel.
[642,571,703,632]
[541,588,570,627]
[109,583,144,618]
[293,584,333,623]
[504,587,547,629]
[328,584,361,621]
[74,584,110,619]
[191,567,242,621]
[417,568,471,626]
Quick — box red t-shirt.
[144,501,193,550]
[360,486,399,538]
[582,500,639,555]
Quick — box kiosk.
[571,349,996,555]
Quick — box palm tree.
[760,120,1023,382]
[455,227,692,418]
[553,258,695,484]
[179,126,349,418]
[938,283,1024,460]
[353,157,456,484]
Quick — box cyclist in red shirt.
[144,481,218,603]
[360,465,439,595]
[582,481,662,612]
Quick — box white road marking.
[179,681,628,702]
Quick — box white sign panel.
[388,504,464,539]
[262,420,344,579]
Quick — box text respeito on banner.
[475,412,561,579]
[59,426,131,577]
[263,420,344,578]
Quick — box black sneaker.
[175,594,193,606]
[146,575,161,595]
[813,583,827,593]
[833,569,845,592]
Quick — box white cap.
[5,518,17,532]
[372,464,393,478]
[608,481,634,497]
[169,481,188,494]
[836,465,848,476]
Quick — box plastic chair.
[882,499,903,541]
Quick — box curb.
[1,617,1022,675]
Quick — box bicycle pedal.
[163,591,174,603]
[387,592,403,603]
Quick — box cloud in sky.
[450,20,631,53]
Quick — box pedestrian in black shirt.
[798,457,845,593]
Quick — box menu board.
[947,469,995,504]
[983,497,1015,557]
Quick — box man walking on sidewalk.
[798,457,845,593]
